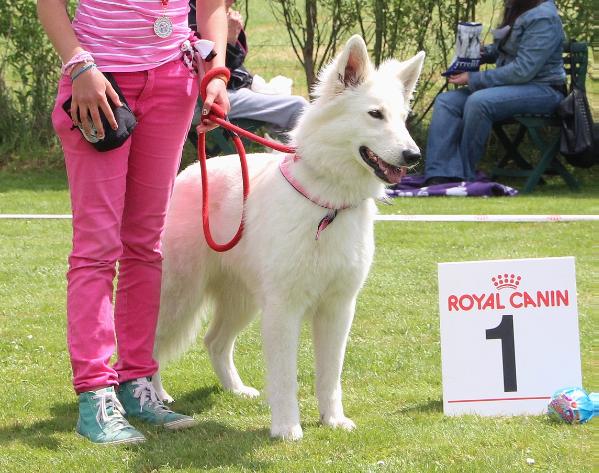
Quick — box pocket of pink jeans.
[52,77,74,135]
[167,59,200,98]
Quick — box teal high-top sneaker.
[77,387,146,445]
[118,377,197,430]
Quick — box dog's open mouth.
[359,146,407,184]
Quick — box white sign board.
[438,257,581,416]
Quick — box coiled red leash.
[198,67,295,252]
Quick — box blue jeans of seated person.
[424,84,564,181]
[192,87,307,135]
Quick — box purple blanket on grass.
[386,172,518,197]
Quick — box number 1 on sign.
[486,314,517,392]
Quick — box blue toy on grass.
[548,387,598,424]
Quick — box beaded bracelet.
[61,51,94,76]
[71,63,97,81]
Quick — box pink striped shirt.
[72,0,193,72]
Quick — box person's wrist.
[227,29,240,46]
[69,62,87,78]
[71,62,97,81]
[210,73,229,87]
[62,50,95,76]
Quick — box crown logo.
[491,273,521,290]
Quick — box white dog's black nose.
[402,150,421,166]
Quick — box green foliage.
[275,0,592,125]
[557,0,593,42]
[0,0,593,167]
[0,0,63,162]
[271,0,358,89]
[354,0,484,125]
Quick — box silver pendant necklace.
[154,0,173,38]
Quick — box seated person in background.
[424,0,566,186]
[189,0,308,140]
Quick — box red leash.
[198,68,295,252]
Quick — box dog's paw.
[320,414,356,431]
[270,423,303,441]
[231,385,260,398]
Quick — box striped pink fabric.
[72,0,193,72]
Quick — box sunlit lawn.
[0,167,596,472]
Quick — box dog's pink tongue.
[388,166,408,184]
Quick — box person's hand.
[70,65,122,139]
[197,75,230,134]
[227,9,243,45]
[448,72,469,86]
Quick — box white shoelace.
[92,389,129,432]
[131,378,173,414]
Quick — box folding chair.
[187,117,265,156]
[491,41,588,193]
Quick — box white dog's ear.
[397,51,425,99]
[337,35,371,89]
[315,35,372,97]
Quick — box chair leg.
[187,129,198,150]
[211,128,236,155]
[549,158,580,190]
[492,124,546,186]
[493,124,531,170]
[521,128,578,193]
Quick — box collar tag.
[316,210,338,240]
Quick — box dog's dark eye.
[368,109,384,120]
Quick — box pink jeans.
[52,60,198,393]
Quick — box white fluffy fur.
[153,36,425,440]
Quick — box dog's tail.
[154,273,212,366]
[152,277,211,403]
[153,166,212,366]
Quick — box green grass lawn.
[1,1,597,471]
[0,169,597,472]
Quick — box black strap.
[567,45,576,94]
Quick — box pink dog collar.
[279,154,351,240]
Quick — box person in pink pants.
[38,0,230,444]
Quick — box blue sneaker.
[118,377,197,430]
[77,387,146,445]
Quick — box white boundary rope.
[0,214,73,219]
[1,214,598,222]
[375,214,599,222]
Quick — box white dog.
[153,35,424,440]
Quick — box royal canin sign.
[447,273,570,312]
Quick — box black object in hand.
[62,72,137,152]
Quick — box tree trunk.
[373,0,384,66]
[304,0,317,87]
